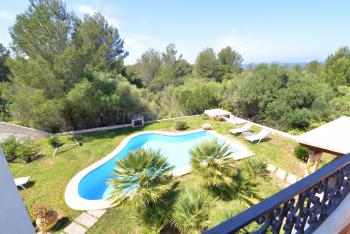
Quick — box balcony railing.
[205,153,350,234]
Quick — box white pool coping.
[65,129,254,210]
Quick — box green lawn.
[8,115,336,233]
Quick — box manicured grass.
[8,115,334,233]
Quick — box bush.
[172,186,214,233]
[201,114,210,120]
[209,201,246,227]
[213,115,225,121]
[0,136,20,162]
[240,158,270,182]
[287,129,305,136]
[30,203,58,232]
[48,135,62,148]
[0,137,39,163]
[294,145,309,163]
[175,121,189,130]
[17,139,40,163]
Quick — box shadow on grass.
[52,216,70,232]
[160,223,180,234]
[17,180,36,190]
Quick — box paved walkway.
[61,210,106,234]
[267,163,300,185]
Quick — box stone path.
[267,163,300,185]
[61,209,106,234]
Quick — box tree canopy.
[1,0,349,133]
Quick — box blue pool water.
[78,131,239,200]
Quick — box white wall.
[0,149,35,234]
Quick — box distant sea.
[242,62,310,69]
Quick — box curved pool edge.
[65,129,254,210]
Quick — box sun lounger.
[229,123,253,135]
[245,129,270,144]
[14,176,31,190]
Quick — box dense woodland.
[1,0,350,133]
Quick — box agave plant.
[190,139,236,187]
[172,185,214,233]
[108,149,175,208]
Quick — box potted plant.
[30,203,58,232]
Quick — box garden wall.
[0,122,51,141]
[59,115,201,136]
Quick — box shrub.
[190,139,236,187]
[175,121,189,130]
[209,201,246,227]
[48,135,62,148]
[0,136,20,162]
[17,139,40,163]
[172,186,214,233]
[213,115,225,121]
[287,128,305,136]
[0,137,39,163]
[30,203,58,232]
[240,158,270,182]
[294,145,309,163]
[201,114,210,120]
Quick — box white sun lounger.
[14,176,31,190]
[245,129,270,144]
[229,123,253,135]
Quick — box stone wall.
[0,122,51,141]
[59,115,201,136]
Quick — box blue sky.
[1,0,350,64]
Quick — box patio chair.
[14,176,31,190]
[245,129,270,144]
[229,123,253,135]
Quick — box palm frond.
[190,139,237,187]
[172,185,214,233]
[108,148,175,207]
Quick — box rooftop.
[297,116,350,155]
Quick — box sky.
[1,0,350,64]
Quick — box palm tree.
[190,139,236,187]
[208,201,247,227]
[172,185,214,233]
[230,158,270,204]
[108,149,175,208]
[241,158,270,182]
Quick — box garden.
[5,115,336,233]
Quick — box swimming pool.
[65,129,253,210]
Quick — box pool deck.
[65,129,254,211]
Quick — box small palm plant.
[190,139,236,187]
[231,158,270,202]
[241,158,270,182]
[208,201,247,227]
[172,185,214,233]
[108,149,175,208]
